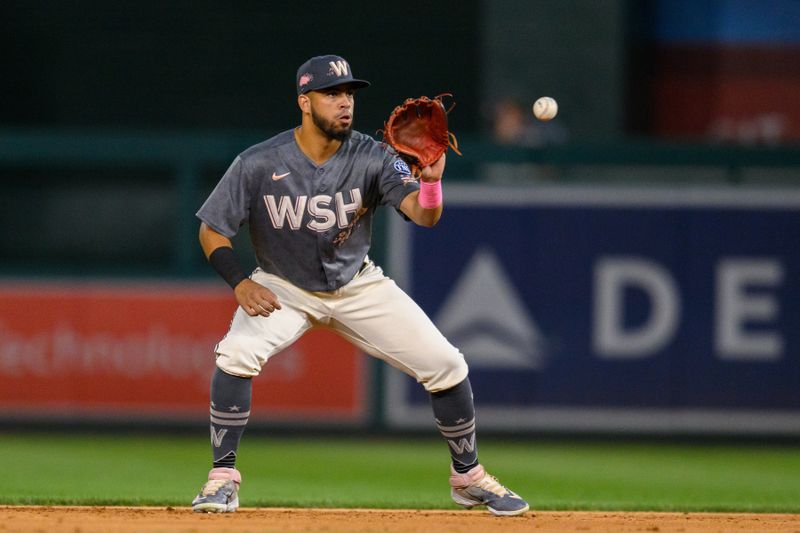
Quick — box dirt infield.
[0,506,800,533]
[1,506,798,533]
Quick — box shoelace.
[201,478,229,496]
[473,473,511,497]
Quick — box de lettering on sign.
[593,256,784,361]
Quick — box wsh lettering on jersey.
[264,189,363,232]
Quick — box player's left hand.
[419,153,446,183]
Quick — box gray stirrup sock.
[209,367,252,469]
[430,378,479,474]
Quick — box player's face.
[308,85,355,141]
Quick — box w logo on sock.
[210,426,228,448]
[447,434,476,455]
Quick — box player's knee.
[423,353,469,393]
[215,352,261,378]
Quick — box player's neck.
[294,125,342,166]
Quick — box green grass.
[1,432,798,512]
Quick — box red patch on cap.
[299,73,313,87]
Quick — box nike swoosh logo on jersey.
[272,171,291,181]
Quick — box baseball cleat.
[449,464,529,516]
[192,467,241,513]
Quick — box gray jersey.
[197,129,419,291]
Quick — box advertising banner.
[386,185,800,434]
[0,282,366,425]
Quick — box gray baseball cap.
[296,55,371,95]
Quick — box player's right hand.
[233,279,283,317]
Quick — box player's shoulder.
[238,129,296,162]
[348,130,381,148]
[346,130,392,159]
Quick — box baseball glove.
[381,94,462,179]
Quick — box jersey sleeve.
[196,156,251,237]
[376,151,420,210]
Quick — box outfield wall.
[1,184,799,436]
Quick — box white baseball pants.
[214,259,468,392]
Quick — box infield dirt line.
[0,506,798,532]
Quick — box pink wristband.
[418,180,442,209]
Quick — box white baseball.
[533,97,558,121]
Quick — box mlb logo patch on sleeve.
[394,159,411,175]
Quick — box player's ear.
[298,94,311,114]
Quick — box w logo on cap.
[297,55,369,95]
[329,60,349,77]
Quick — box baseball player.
[191,54,529,517]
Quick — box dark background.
[1,1,482,133]
[1,0,799,276]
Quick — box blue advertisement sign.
[385,185,800,434]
